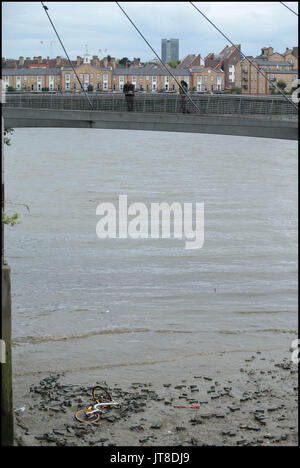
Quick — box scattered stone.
[150,424,162,429]
[228,405,240,412]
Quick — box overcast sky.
[2,1,298,62]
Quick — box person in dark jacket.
[179,80,189,114]
[123,80,135,111]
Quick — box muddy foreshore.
[12,347,298,447]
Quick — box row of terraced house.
[2,45,298,95]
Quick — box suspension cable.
[40,2,93,110]
[189,1,298,111]
[115,2,203,114]
[279,1,298,16]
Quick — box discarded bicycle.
[75,385,120,423]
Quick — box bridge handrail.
[2,92,298,117]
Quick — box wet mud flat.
[13,350,298,447]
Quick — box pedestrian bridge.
[2,106,298,140]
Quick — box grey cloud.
[2,1,298,60]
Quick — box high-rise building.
[161,39,179,63]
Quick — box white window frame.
[84,73,89,90]
[196,75,202,92]
[152,75,157,91]
[37,76,42,91]
[49,75,54,90]
[164,75,169,91]
[103,73,108,90]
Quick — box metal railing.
[3,92,298,119]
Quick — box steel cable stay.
[189,1,298,112]
[40,2,93,110]
[279,1,298,16]
[115,1,203,114]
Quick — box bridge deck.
[3,107,298,140]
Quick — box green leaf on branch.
[2,212,20,226]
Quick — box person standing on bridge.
[123,80,135,111]
[179,80,189,114]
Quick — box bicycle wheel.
[92,386,112,403]
[75,407,100,423]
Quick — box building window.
[49,75,54,90]
[97,74,100,79]
[211,75,214,81]
[103,73,108,90]
[211,84,214,91]
[16,76,21,89]
[90,74,93,79]
[152,76,156,91]
[204,76,207,82]
[165,76,169,91]
[196,75,202,92]
[31,76,34,81]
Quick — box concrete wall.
[1,264,13,446]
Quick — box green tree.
[229,86,242,94]
[118,57,131,68]
[167,60,180,68]
[277,80,287,91]
[7,86,16,93]
[87,84,94,92]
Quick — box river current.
[5,128,298,383]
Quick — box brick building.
[2,45,297,95]
[205,44,241,89]
[235,46,298,95]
